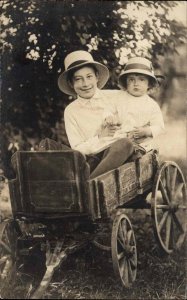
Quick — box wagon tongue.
[31,239,88,299]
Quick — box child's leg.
[90,138,134,179]
[86,152,104,173]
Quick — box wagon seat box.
[8,150,91,218]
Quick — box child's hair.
[120,73,157,90]
[67,63,98,85]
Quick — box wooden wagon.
[0,149,186,298]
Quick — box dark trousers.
[87,138,134,179]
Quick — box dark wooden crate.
[8,151,89,216]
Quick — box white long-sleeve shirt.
[64,89,123,155]
[114,91,165,150]
[117,91,165,137]
[64,89,165,155]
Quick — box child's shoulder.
[146,95,160,106]
[102,89,129,100]
[64,99,80,114]
[101,89,124,96]
[101,89,126,106]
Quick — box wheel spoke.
[165,166,171,191]
[122,259,129,286]
[174,183,185,200]
[127,229,133,245]
[0,240,12,254]
[127,259,133,281]
[121,219,127,242]
[119,257,125,276]
[178,205,187,209]
[172,212,184,233]
[159,180,170,204]
[117,251,125,261]
[118,223,123,241]
[129,256,137,270]
[176,233,186,249]
[158,211,169,232]
[156,204,169,209]
[118,223,125,244]
[170,167,178,199]
[117,237,125,249]
[165,214,172,249]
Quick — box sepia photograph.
[0,0,186,299]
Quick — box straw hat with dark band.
[118,57,158,88]
[58,50,109,96]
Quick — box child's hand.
[98,124,121,138]
[131,126,152,139]
[103,113,121,127]
[104,115,114,126]
[127,132,135,140]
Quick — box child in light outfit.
[104,57,165,152]
[58,50,134,178]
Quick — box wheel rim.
[152,162,187,254]
[111,213,137,287]
[0,220,18,283]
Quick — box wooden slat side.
[118,162,138,201]
[88,180,101,220]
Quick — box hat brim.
[58,61,109,96]
[118,69,158,87]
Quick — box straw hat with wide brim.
[58,50,109,96]
[118,57,159,88]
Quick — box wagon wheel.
[152,162,187,254]
[111,213,137,287]
[0,219,19,297]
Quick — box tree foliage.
[1,0,186,154]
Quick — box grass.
[43,210,186,300]
[1,210,184,299]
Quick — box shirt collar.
[77,88,102,106]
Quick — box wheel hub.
[124,245,135,258]
[168,203,179,212]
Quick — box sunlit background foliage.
[1,0,187,177]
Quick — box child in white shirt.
[58,50,134,178]
[104,57,165,152]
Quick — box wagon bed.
[8,150,157,219]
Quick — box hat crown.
[118,56,158,88]
[64,51,94,71]
[125,57,153,72]
[58,50,109,95]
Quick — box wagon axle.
[157,203,183,213]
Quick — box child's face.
[71,66,98,99]
[126,74,149,97]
